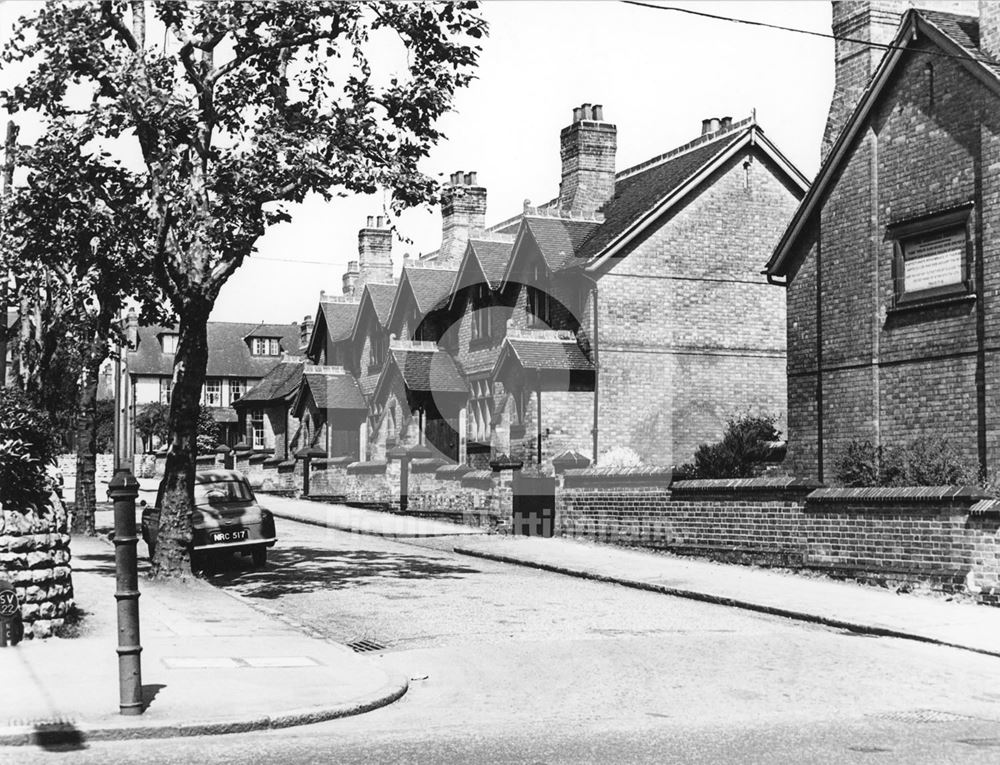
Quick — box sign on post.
[0,578,22,647]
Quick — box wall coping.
[262,456,284,467]
[277,460,296,472]
[807,485,992,506]
[461,469,493,488]
[671,477,822,495]
[563,466,673,488]
[411,458,447,474]
[347,461,387,475]
[248,454,268,464]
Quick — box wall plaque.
[903,229,965,294]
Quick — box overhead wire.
[620,1,985,63]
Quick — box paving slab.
[0,535,406,746]
[452,535,1000,658]
[259,493,487,538]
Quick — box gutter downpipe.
[578,272,600,465]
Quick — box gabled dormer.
[346,282,397,381]
[386,265,458,345]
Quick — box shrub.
[835,437,981,487]
[196,405,220,455]
[687,412,782,479]
[0,387,60,510]
[599,445,643,468]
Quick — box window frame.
[888,206,974,308]
[204,377,222,407]
[160,333,179,354]
[251,337,280,356]
[229,377,246,403]
[159,377,172,404]
[249,408,266,449]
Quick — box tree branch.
[100,1,138,52]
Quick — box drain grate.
[347,638,386,653]
[871,709,975,724]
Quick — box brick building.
[298,103,807,470]
[766,2,1000,481]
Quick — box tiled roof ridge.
[303,364,350,375]
[507,328,579,342]
[404,262,459,273]
[615,116,754,182]
[319,294,361,305]
[470,232,516,244]
[390,339,439,352]
[523,210,605,223]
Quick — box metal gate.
[512,473,556,537]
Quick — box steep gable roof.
[348,281,398,345]
[128,322,299,378]
[293,368,367,417]
[387,265,458,336]
[492,332,594,379]
[766,8,998,279]
[234,360,304,407]
[373,345,468,405]
[306,298,361,359]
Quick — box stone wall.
[0,497,74,639]
[57,453,115,485]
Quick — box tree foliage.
[676,413,783,480]
[835,438,982,487]
[135,401,170,452]
[0,387,60,511]
[196,404,218,455]
[1,1,486,578]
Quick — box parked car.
[141,469,276,568]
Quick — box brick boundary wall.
[0,496,74,639]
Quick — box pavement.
[0,531,407,747]
[259,492,1000,659]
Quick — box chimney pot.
[720,116,732,129]
[709,118,721,133]
[376,215,384,228]
[467,171,477,185]
[366,215,374,227]
[581,103,592,120]
[320,290,326,299]
[559,101,617,216]
[701,119,712,135]
[592,104,604,121]
[573,106,584,122]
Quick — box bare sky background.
[0,1,834,325]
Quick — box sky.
[0,1,836,325]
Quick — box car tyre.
[251,546,267,568]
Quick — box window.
[161,334,179,354]
[470,378,494,444]
[471,285,493,343]
[368,330,386,371]
[229,378,246,403]
[526,262,551,328]
[249,409,265,449]
[251,337,280,356]
[889,207,972,306]
[159,378,172,404]
[204,378,222,406]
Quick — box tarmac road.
[13,515,1000,763]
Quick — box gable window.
[526,262,551,328]
[368,329,386,372]
[470,378,494,444]
[159,377,172,404]
[249,409,266,449]
[229,377,246,403]
[471,285,493,343]
[251,337,280,356]
[889,206,972,307]
[161,334,179,354]
[204,378,222,406]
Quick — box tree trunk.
[151,304,210,580]
[72,357,100,536]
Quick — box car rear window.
[194,480,254,506]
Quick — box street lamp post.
[108,468,143,715]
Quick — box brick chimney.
[342,260,360,296]
[357,216,393,287]
[980,1,1000,60]
[438,171,486,266]
[559,103,617,216]
[299,314,313,352]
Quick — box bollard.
[108,468,143,715]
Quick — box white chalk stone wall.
[0,496,74,639]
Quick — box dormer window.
[161,333,179,354]
[526,263,551,328]
[471,284,493,343]
[251,337,280,356]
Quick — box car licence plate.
[211,529,249,543]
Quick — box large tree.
[0,122,163,535]
[1,1,486,578]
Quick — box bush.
[685,412,782,479]
[197,405,219,455]
[599,446,643,468]
[835,437,981,487]
[0,387,60,510]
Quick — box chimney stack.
[357,218,393,287]
[981,1,1000,61]
[559,103,617,216]
[439,170,487,266]
[299,314,314,352]
[342,260,360,296]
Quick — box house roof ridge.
[615,116,754,182]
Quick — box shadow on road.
[206,544,482,599]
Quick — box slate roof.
[501,337,594,372]
[919,11,1000,77]
[366,283,398,326]
[577,127,748,260]
[128,322,300,377]
[234,360,304,406]
[316,299,361,343]
[299,371,367,411]
[469,239,514,287]
[405,267,457,313]
[389,349,467,394]
[523,217,602,272]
